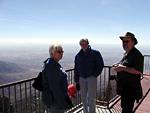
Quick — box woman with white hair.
[42,44,73,113]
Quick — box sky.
[0,0,150,46]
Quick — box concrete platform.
[70,76,150,113]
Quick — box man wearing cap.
[112,32,143,113]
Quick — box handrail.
[0,66,113,113]
[144,55,150,57]
[0,66,111,88]
[0,78,35,88]
[0,68,74,88]
[0,55,149,113]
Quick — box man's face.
[80,41,89,51]
[122,37,134,51]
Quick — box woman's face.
[53,49,64,62]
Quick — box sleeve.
[44,64,68,108]
[74,56,79,83]
[133,53,144,73]
[93,51,104,77]
[63,73,68,93]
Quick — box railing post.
[107,66,111,109]
[14,85,17,113]
[2,88,4,113]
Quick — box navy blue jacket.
[74,47,104,83]
[42,58,71,109]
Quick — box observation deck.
[0,55,150,113]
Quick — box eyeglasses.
[80,43,88,46]
[57,50,64,54]
[122,40,129,44]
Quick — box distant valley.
[0,44,149,85]
[0,60,26,73]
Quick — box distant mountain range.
[0,61,30,84]
[0,60,26,73]
[0,44,149,85]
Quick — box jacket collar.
[48,58,61,68]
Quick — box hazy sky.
[0,0,150,45]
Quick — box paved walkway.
[68,76,150,113]
[136,91,150,113]
[110,76,150,113]
[136,76,150,113]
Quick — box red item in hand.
[68,84,77,98]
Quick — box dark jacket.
[117,47,143,101]
[74,46,104,83]
[42,58,71,109]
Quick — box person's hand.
[113,64,125,72]
[76,83,80,91]
[111,64,119,69]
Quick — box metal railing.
[0,55,150,113]
[143,55,150,76]
[0,66,115,113]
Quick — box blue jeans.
[79,76,97,113]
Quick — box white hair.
[49,43,63,57]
